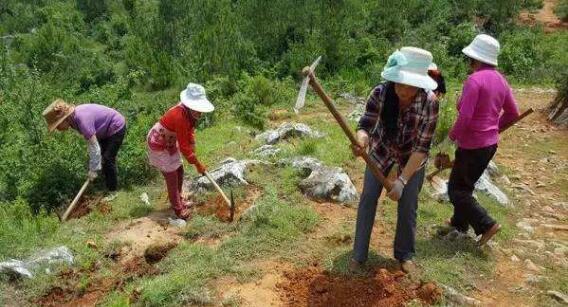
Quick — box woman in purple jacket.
[447,34,520,245]
[43,99,127,192]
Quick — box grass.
[1,85,557,306]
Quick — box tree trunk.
[548,73,568,127]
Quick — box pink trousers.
[162,166,186,213]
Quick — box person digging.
[427,62,447,99]
[42,100,127,197]
[146,83,213,220]
[443,34,520,246]
[350,47,439,274]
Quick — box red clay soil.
[277,266,441,307]
[35,257,158,307]
[66,197,111,220]
[194,186,260,222]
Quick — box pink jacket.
[449,66,520,149]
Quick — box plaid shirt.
[357,82,439,174]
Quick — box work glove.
[387,177,405,202]
[88,170,98,181]
[194,160,207,175]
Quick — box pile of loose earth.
[277,266,441,306]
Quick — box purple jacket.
[71,104,126,140]
[449,66,519,149]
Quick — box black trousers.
[98,127,126,191]
[448,144,497,235]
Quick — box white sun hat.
[180,83,214,113]
[462,34,500,66]
[428,62,438,71]
[381,47,438,91]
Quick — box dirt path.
[471,89,568,305]
[520,0,568,32]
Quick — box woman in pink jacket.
[447,34,520,245]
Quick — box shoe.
[478,223,501,246]
[400,260,416,274]
[102,192,118,202]
[348,258,363,273]
[175,207,192,220]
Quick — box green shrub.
[555,0,568,22]
[0,199,59,259]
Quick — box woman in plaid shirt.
[350,47,439,273]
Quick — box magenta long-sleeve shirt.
[449,66,520,149]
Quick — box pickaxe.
[426,108,534,181]
[295,57,393,191]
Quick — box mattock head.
[294,56,322,114]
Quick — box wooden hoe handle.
[62,179,91,222]
[302,67,392,191]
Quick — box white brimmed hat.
[462,34,500,66]
[381,47,438,91]
[180,83,214,113]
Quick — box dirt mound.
[277,266,441,307]
[36,256,158,307]
[144,242,177,264]
[105,215,184,263]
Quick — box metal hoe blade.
[294,56,321,114]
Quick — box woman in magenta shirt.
[447,34,520,245]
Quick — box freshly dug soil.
[144,242,177,264]
[66,196,110,220]
[36,257,158,306]
[277,266,441,307]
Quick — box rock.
[444,229,475,241]
[280,156,357,203]
[0,246,74,279]
[280,156,322,170]
[428,171,509,206]
[168,218,187,228]
[516,221,535,235]
[189,158,267,192]
[348,104,365,122]
[524,259,540,272]
[299,165,358,203]
[486,161,500,177]
[140,193,151,206]
[252,144,281,158]
[547,291,568,304]
[440,284,482,306]
[474,172,509,206]
[511,255,520,262]
[255,122,323,145]
[525,274,544,286]
[338,92,365,105]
